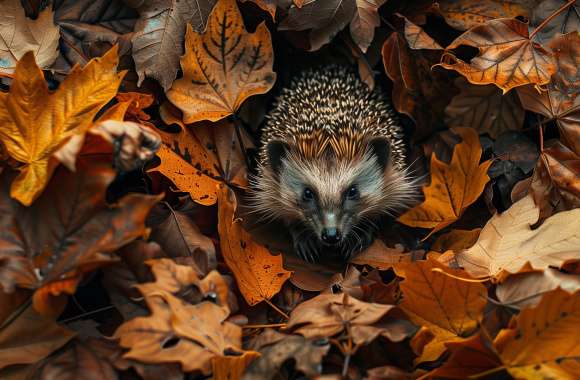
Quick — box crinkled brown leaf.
[394,258,487,363]
[167,0,276,123]
[445,78,525,138]
[530,0,580,44]
[402,16,443,50]
[456,194,580,279]
[435,0,531,30]
[439,18,556,93]
[351,240,424,270]
[131,0,218,90]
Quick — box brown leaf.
[496,268,580,309]
[0,0,59,74]
[0,156,159,313]
[351,240,424,270]
[439,18,556,93]
[218,185,291,306]
[494,288,580,379]
[167,0,276,123]
[431,228,481,253]
[240,0,277,19]
[456,194,580,279]
[285,293,415,346]
[114,293,242,374]
[530,0,580,45]
[131,0,218,90]
[212,351,261,380]
[445,78,525,138]
[435,0,531,30]
[394,258,487,363]
[398,127,492,236]
[402,16,443,50]
[242,331,329,379]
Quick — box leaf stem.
[529,0,576,39]
[264,298,290,320]
[0,297,32,331]
[469,365,507,379]
[232,114,252,171]
[243,322,287,329]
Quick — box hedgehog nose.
[321,228,341,244]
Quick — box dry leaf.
[218,185,291,305]
[445,78,525,138]
[240,0,277,19]
[351,240,424,270]
[167,0,276,123]
[435,0,531,30]
[0,46,123,205]
[494,288,580,379]
[116,92,154,124]
[431,228,481,253]
[394,258,487,363]
[114,293,242,374]
[456,194,580,279]
[530,0,580,45]
[402,16,443,50]
[0,0,59,74]
[398,127,492,236]
[213,351,261,380]
[439,18,556,93]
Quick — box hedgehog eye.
[302,188,315,202]
[346,186,359,200]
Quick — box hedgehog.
[250,66,417,263]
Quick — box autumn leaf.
[166,0,276,123]
[116,92,154,124]
[530,0,580,44]
[351,240,423,270]
[394,258,487,363]
[445,78,525,138]
[435,0,530,30]
[402,16,443,50]
[0,156,159,314]
[456,194,580,279]
[0,0,59,74]
[212,351,261,380]
[0,46,124,205]
[431,228,481,253]
[131,0,218,90]
[398,127,492,236]
[439,18,556,93]
[494,288,580,379]
[217,184,291,306]
[240,0,277,20]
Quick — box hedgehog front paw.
[294,238,320,263]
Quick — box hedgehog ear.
[367,137,391,171]
[266,140,290,174]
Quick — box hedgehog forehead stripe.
[260,65,406,168]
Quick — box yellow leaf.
[166,0,276,123]
[394,258,487,363]
[398,127,491,236]
[217,184,291,306]
[494,288,580,379]
[0,46,124,205]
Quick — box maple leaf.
[445,78,525,138]
[393,258,487,363]
[530,0,580,44]
[217,184,291,306]
[0,46,124,205]
[114,293,242,374]
[0,156,159,314]
[439,18,556,93]
[285,293,416,346]
[166,0,276,123]
[456,194,580,279]
[398,127,492,236]
[0,0,59,75]
[494,288,580,379]
[435,0,530,30]
[131,0,217,91]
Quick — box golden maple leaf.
[398,127,491,237]
[0,46,124,205]
[166,0,276,123]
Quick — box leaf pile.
[0,0,579,379]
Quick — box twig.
[243,322,287,329]
[0,297,32,331]
[264,298,290,320]
[529,0,576,39]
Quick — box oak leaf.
[398,127,492,236]
[494,288,580,379]
[445,78,525,138]
[393,258,487,363]
[0,46,124,205]
[167,0,276,123]
[131,0,218,90]
[217,185,291,305]
[439,18,556,93]
[456,194,580,279]
[285,293,416,346]
[0,0,59,74]
[435,0,530,30]
[114,293,242,374]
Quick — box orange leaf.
[435,0,530,30]
[394,258,487,363]
[493,288,580,379]
[166,0,276,123]
[439,18,556,93]
[398,127,491,236]
[0,46,124,205]
[217,184,291,306]
[116,92,154,123]
[212,350,261,380]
